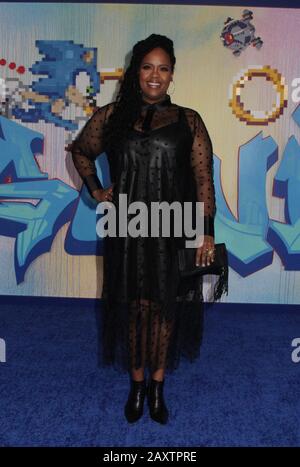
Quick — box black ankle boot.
[124,379,147,423]
[147,378,169,424]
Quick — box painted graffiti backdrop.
[0,2,299,303]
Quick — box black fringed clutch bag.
[177,243,229,300]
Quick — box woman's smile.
[147,82,161,88]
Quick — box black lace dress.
[70,94,216,374]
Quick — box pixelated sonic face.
[70,72,95,114]
[75,72,91,98]
[138,47,173,104]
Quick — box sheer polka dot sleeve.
[189,110,216,237]
[70,103,114,196]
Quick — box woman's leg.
[129,298,174,379]
[124,298,149,423]
[128,298,150,381]
[149,306,174,379]
[127,298,172,424]
[147,303,173,424]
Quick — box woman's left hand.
[195,235,215,267]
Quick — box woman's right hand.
[92,184,114,203]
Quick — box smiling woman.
[138,47,174,104]
[70,33,222,425]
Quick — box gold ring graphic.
[229,65,288,125]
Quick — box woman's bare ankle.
[151,368,165,382]
[131,368,145,382]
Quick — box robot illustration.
[220,9,263,56]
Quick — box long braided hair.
[102,34,176,153]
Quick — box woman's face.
[138,47,173,104]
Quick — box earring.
[168,81,175,96]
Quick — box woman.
[70,34,221,425]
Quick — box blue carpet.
[0,299,299,447]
